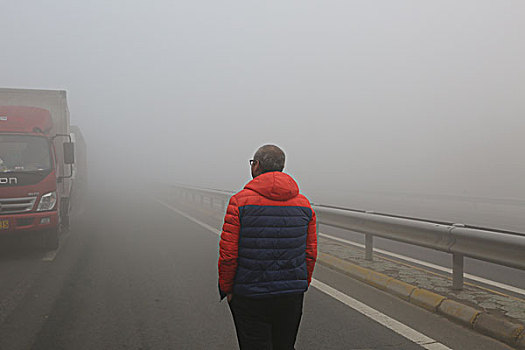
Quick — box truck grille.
[0,197,37,214]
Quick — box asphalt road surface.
[0,189,514,349]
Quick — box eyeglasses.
[249,159,257,166]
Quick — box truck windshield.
[0,135,51,172]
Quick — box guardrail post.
[452,253,464,290]
[365,234,373,261]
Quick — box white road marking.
[311,279,451,350]
[154,199,220,235]
[42,230,70,262]
[41,250,58,262]
[319,232,525,296]
[154,198,452,350]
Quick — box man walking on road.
[218,144,317,350]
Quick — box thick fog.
[1,1,524,228]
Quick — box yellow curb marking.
[377,255,525,303]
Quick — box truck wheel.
[43,229,59,250]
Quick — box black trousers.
[228,293,304,350]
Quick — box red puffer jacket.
[218,172,317,298]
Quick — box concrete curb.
[318,252,525,349]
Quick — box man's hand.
[227,293,233,303]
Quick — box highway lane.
[0,192,238,350]
[0,190,513,349]
[156,194,513,350]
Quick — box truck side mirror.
[64,142,75,164]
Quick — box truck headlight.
[37,191,57,211]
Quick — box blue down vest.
[233,204,313,297]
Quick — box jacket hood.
[244,172,299,201]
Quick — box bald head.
[253,145,286,173]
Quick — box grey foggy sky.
[1,0,524,200]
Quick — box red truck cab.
[0,106,73,249]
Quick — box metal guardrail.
[171,185,525,290]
